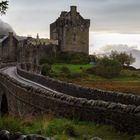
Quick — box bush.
[39,58,55,65]
[109,51,135,66]
[63,123,77,137]
[60,66,71,74]
[123,65,137,71]
[67,72,87,79]
[85,67,96,74]
[56,52,90,64]
[120,70,140,78]
[41,64,52,76]
[95,57,122,78]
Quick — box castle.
[50,6,90,54]
[0,6,90,66]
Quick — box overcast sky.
[1,0,140,37]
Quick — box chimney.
[9,32,13,47]
[9,32,13,37]
[70,6,77,14]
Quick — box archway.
[1,94,8,116]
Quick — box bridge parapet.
[17,64,140,106]
[0,64,140,133]
[15,64,140,133]
[18,63,40,73]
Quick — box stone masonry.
[50,6,90,54]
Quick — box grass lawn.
[51,64,93,74]
[0,115,139,140]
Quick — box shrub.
[63,123,77,137]
[39,58,55,65]
[85,67,96,74]
[134,135,140,140]
[60,66,71,74]
[41,64,52,76]
[56,52,90,64]
[67,72,87,79]
[95,57,122,78]
[120,70,140,78]
[123,65,137,71]
[109,51,135,66]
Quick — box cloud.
[0,19,15,36]
[101,44,138,53]
[1,0,140,36]
[99,44,140,68]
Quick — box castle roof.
[51,6,90,28]
[0,35,8,43]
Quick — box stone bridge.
[0,63,140,134]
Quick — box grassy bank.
[51,64,93,74]
[0,116,139,140]
[47,64,140,95]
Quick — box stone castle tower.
[50,6,90,54]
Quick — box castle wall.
[17,64,140,106]
[18,37,58,67]
[1,33,18,62]
[62,26,89,53]
[50,6,90,54]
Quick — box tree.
[95,57,122,78]
[125,53,135,66]
[110,51,135,66]
[41,64,52,76]
[0,1,8,15]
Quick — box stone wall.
[17,65,140,106]
[0,65,140,133]
[0,33,18,63]
[16,65,140,133]
[50,6,90,54]
[0,130,54,140]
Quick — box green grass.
[52,64,93,74]
[50,64,140,81]
[41,63,140,95]
[0,116,138,140]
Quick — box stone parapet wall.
[0,62,16,68]
[0,64,139,133]
[17,64,140,106]
[0,130,54,140]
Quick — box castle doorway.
[1,94,8,116]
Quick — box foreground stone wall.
[17,65,140,106]
[0,130,101,140]
[0,130,54,140]
[0,65,139,133]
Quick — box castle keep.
[50,6,90,54]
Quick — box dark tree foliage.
[110,51,135,66]
[0,1,8,15]
[95,57,122,78]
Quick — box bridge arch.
[1,93,8,116]
[0,84,9,116]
